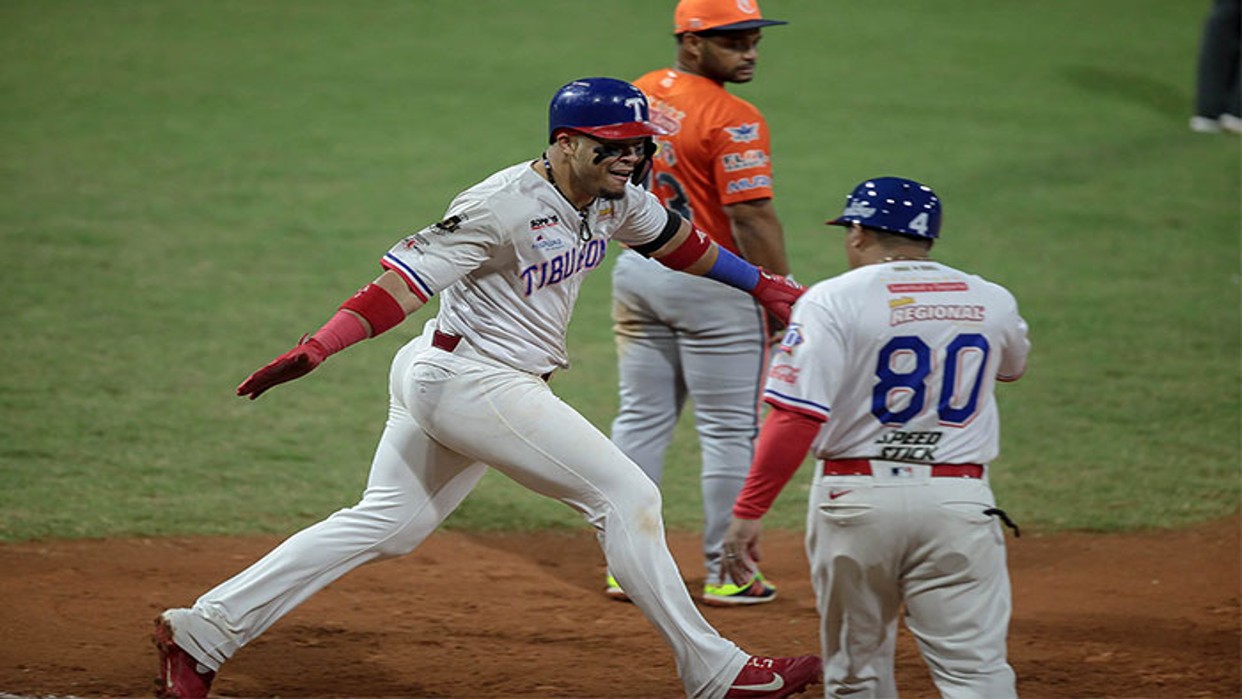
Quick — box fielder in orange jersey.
[606,0,791,607]
[637,41,777,260]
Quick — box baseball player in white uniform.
[151,77,820,699]
[722,177,1030,698]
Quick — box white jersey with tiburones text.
[765,260,1030,465]
[381,161,670,376]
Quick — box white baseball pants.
[166,323,748,698]
[806,464,1017,698]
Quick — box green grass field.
[2,0,1238,541]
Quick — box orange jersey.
[634,69,775,255]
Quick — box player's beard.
[730,64,756,83]
[562,159,623,203]
[594,168,629,201]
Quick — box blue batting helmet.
[548,77,667,143]
[826,177,942,239]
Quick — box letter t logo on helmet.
[548,77,669,143]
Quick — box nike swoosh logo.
[733,674,785,692]
[828,489,853,500]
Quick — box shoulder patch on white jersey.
[433,214,466,232]
[778,323,804,354]
[768,363,799,384]
[400,213,471,252]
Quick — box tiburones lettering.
[519,238,608,295]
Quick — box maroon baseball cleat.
[152,614,215,698]
[724,654,822,698]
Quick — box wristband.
[308,312,367,357]
[340,283,406,336]
[704,247,761,292]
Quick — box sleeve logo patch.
[778,323,804,353]
[768,363,800,384]
[433,214,466,232]
[401,232,430,250]
[724,122,761,143]
[722,149,770,172]
[726,175,772,194]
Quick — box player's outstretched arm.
[236,270,424,400]
[722,403,823,584]
[648,217,805,325]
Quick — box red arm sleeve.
[733,404,824,519]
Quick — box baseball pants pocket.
[817,503,876,526]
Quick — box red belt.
[432,330,552,382]
[822,458,983,479]
[432,329,462,352]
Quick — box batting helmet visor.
[548,77,667,143]
[826,177,942,239]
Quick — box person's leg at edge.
[1195,0,1242,119]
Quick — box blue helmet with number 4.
[826,177,942,239]
[548,77,668,143]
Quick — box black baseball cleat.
[152,612,215,699]
[724,654,823,698]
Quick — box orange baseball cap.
[674,0,788,35]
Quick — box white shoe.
[1190,115,1222,133]
[1219,114,1242,134]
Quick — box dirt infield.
[1,515,1237,698]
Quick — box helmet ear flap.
[630,139,659,186]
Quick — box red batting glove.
[751,269,805,327]
[236,336,329,400]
